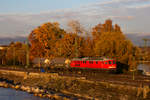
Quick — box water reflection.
[0,87,49,100]
[137,64,150,76]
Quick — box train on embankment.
[35,57,117,74]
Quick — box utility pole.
[26,39,29,68]
[13,47,15,66]
[143,38,150,50]
[75,34,78,58]
[142,38,150,61]
[132,57,136,80]
[143,38,150,47]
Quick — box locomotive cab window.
[83,61,86,64]
[75,64,80,66]
[113,61,116,64]
[109,61,111,64]
[105,62,107,64]
[96,61,98,64]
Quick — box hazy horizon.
[0,33,150,47]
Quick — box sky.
[0,0,150,37]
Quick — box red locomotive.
[70,57,116,70]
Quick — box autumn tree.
[92,19,114,41]
[67,20,89,57]
[93,19,140,71]
[55,33,84,58]
[5,42,26,65]
[80,37,94,57]
[54,21,91,58]
[68,20,85,34]
[0,48,7,65]
[92,23,103,41]
[28,22,66,59]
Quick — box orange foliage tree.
[56,33,84,58]
[5,42,26,65]
[68,20,85,34]
[80,37,94,57]
[92,19,140,70]
[0,49,7,65]
[28,22,66,60]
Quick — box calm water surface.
[0,87,49,100]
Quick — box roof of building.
[0,45,8,50]
[72,57,114,61]
[0,45,8,47]
[51,57,66,64]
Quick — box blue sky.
[0,0,99,13]
[0,0,150,37]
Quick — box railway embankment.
[0,69,150,100]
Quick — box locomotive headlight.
[109,65,116,68]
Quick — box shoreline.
[0,69,95,100]
[0,81,72,100]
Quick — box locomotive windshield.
[109,61,111,64]
[113,61,116,64]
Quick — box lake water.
[0,87,49,100]
[137,64,150,76]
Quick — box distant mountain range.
[0,36,27,45]
[0,33,150,46]
[125,33,150,46]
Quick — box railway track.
[59,71,150,86]
[0,66,150,87]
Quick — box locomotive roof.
[72,57,114,61]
